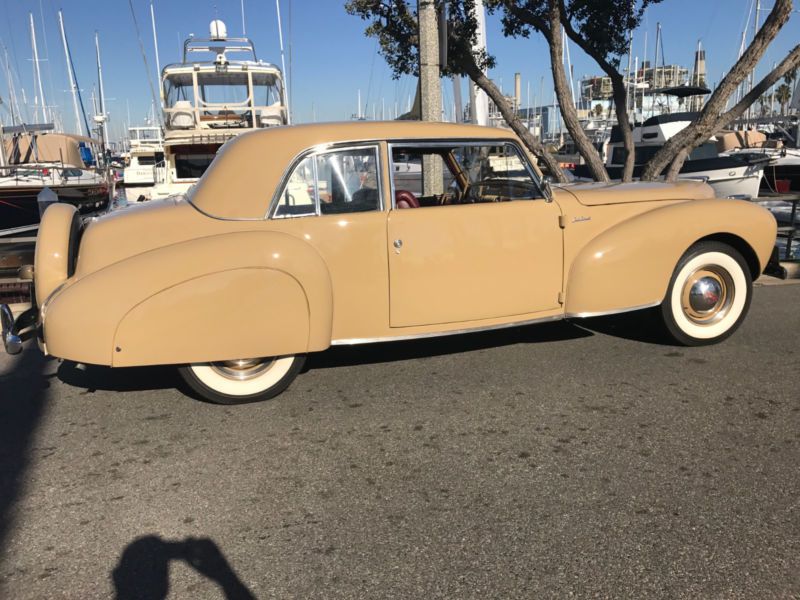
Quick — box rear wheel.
[661,242,752,346]
[178,355,306,404]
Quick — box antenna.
[241,0,247,36]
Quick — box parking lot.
[1,283,798,599]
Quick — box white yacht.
[123,126,163,188]
[597,112,770,199]
[148,20,287,200]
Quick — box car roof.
[190,121,524,220]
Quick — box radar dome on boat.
[209,20,227,40]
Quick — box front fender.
[43,231,333,366]
[564,199,777,316]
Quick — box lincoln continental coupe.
[1,122,778,404]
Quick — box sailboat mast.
[29,12,48,123]
[95,31,109,146]
[59,10,83,135]
[150,2,162,85]
[3,48,19,126]
[626,29,634,114]
[275,0,291,124]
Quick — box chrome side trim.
[564,301,661,319]
[331,314,564,346]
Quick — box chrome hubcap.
[681,267,734,324]
[210,357,277,381]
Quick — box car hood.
[74,197,218,278]
[555,180,715,206]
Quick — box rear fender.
[564,199,777,316]
[43,231,333,366]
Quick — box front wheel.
[178,355,306,404]
[661,242,752,346]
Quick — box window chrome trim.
[386,138,546,209]
[331,314,564,346]
[267,142,385,219]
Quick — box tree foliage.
[345,0,493,79]
[776,83,792,114]
[488,0,662,66]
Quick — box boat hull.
[0,183,110,231]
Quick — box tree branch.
[458,55,568,182]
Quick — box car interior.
[391,144,543,209]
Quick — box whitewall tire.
[179,355,306,404]
[661,242,752,346]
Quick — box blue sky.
[0,0,797,142]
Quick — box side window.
[316,148,380,215]
[274,147,381,218]
[391,142,543,208]
[275,156,317,217]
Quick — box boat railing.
[0,163,107,186]
[162,101,285,132]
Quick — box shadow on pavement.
[57,362,180,394]
[571,307,673,346]
[308,320,592,370]
[112,535,256,600]
[0,349,52,563]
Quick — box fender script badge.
[572,216,591,223]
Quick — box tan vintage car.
[1,122,778,404]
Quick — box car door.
[387,141,563,328]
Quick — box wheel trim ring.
[680,267,734,325]
[210,357,277,381]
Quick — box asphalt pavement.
[0,284,798,599]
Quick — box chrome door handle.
[393,239,403,249]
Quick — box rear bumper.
[1,303,39,355]
[1,304,22,354]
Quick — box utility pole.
[452,76,463,123]
[418,0,442,194]
[468,0,489,125]
[58,11,82,135]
